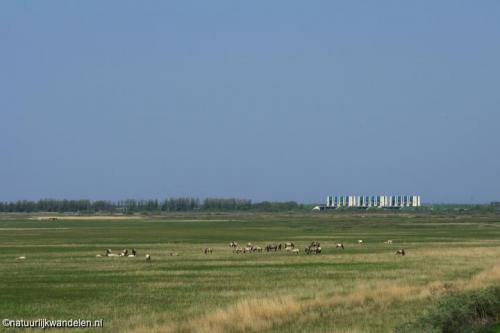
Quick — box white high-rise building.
[326,195,421,208]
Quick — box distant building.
[326,195,421,208]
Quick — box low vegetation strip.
[395,285,500,333]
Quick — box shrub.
[396,286,500,333]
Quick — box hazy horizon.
[2,1,499,204]
[0,197,496,206]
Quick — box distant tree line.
[0,198,308,213]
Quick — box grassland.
[1,211,500,332]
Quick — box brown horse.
[306,246,321,254]
[266,244,278,252]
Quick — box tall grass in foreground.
[130,262,500,333]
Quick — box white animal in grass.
[103,249,119,257]
[358,240,364,245]
[336,243,345,249]
[145,254,151,262]
[291,248,300,254]
[16,256,26,260]
[384,240,393,244]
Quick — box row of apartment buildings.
[326,195,421,208]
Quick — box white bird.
[16,256,26,260]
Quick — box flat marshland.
[1,212,500,332]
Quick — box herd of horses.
[219,240,406,256]
[95,248,151,260]
[228,241,296,254]
[91,239,405,263]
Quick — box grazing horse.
[234,247,243,254]
[132,248,137,256]
[336,243,344,250]
[395,249,406,256]
[305,246,321,254]
[310,241,320,247]
[204,248,213,254]
[244,247,253,254]
[384,240,393,244]
[284,242,295,249]
[291,248,300,254]
[266,244,278,252]
[229,241,239,248]
[145,254,151,262]
[121,249,129,257]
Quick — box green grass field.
[1,212,500,332]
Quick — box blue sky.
[1,1,499,203]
